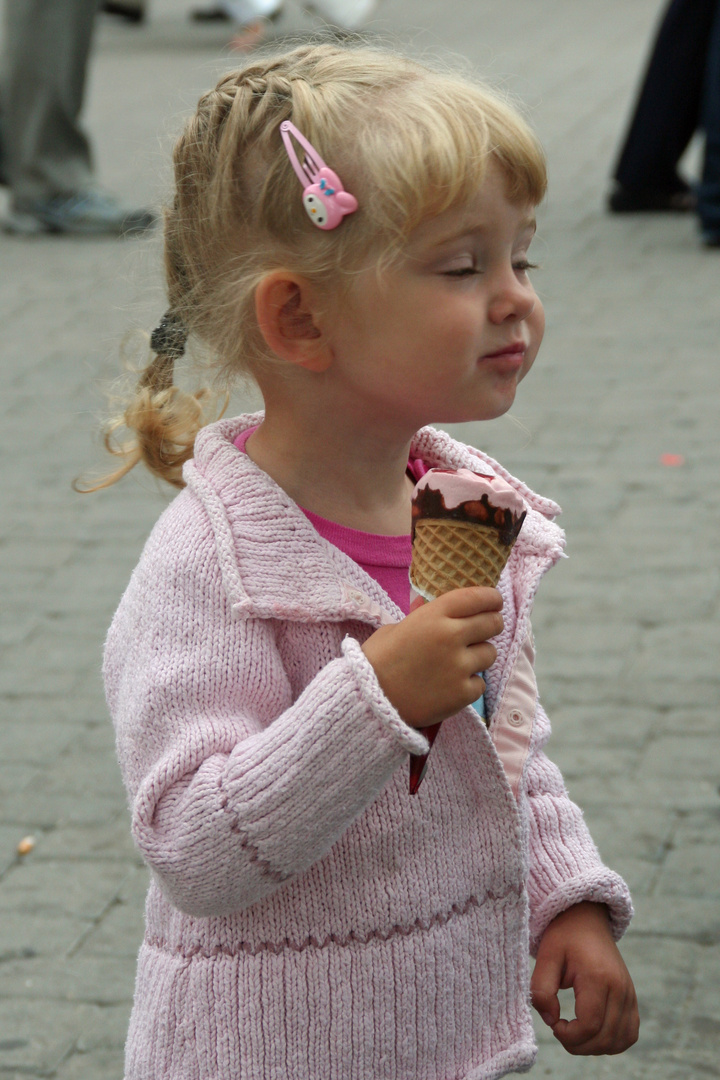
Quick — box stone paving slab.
[1,0,719,1077]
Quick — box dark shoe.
[4,191,155,236]
[607,185,696,213]
[191,2,283,22]
[190,4,232,20]
[101,1,146,22]
[702,230,720,248]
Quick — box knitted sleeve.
[104,495,427,918]
[522,701,633,955]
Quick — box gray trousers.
[1,0,98,206]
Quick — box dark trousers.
[698,1,720,229]
[613,0,719,193]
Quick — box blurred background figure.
[698,1,720,243]
[101,0,146,19]
[0,0,155,235]
[607,0,720,246]
[101,0,377,47]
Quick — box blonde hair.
[89,40,546,490]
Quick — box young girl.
[99,41,639,1080]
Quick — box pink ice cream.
[411,468,526,546]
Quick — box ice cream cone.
[408,469,526,794]
[409,518,513,599]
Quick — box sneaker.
[3,191,155,236]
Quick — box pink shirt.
[234,427,428,615]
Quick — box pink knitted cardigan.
[104,414,632,1080]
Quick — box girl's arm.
[520,691,638,1054]
[105,497,428,917]
[522,699,633,951]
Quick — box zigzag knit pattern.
[144,888,528,959]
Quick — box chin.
[421,391,519,428]
[487,400,516,420]
[444,401,516,424]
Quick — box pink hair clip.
[280,120,358,230]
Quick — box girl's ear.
[255,272,334,373]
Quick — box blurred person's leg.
[2,0,97,207]
[191,0,280,23]
[192,0,376,31]
[189,0,283,48]
[221,0,281,18]
[698,1,720,242]
[1,0,154,234]
[610,0,717,210]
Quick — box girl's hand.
[531,902,639,1056]
[361,587,503,729]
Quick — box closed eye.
[444,266,479,277]
[444,261,538,278]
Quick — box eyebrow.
[429,216,538,248]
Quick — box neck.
[245,397,416,536]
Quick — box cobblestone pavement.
[1,1,719,1077]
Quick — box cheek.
[519,307,544,382]
[529,298,545,346]
[520,317,544,382]
[415,304,479,358]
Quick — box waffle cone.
[408,516,518,794]
[410,518,514,599]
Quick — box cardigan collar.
[183,413,565,626]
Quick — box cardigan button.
[508,709,524,727]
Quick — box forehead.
[407,171,537,254]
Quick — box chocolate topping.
[412,484,526,547]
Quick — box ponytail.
[74,313,221,493]
[142,311,188,391]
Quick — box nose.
[487,267,537,324]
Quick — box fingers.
[466,672,487,699]
[434,586,503,619]
[460,611,504,646]
[361,585,505,729]
[465,640,498,674]
[553,976,639,1056]
[530,954,562,1029]
[552,980,609,1054]
[434,589,504,648]
[412,588,503,655]
[618,985,640,1051]
[441,594,502,699]
[531,903,640,1057]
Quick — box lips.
[482,341,526,359]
